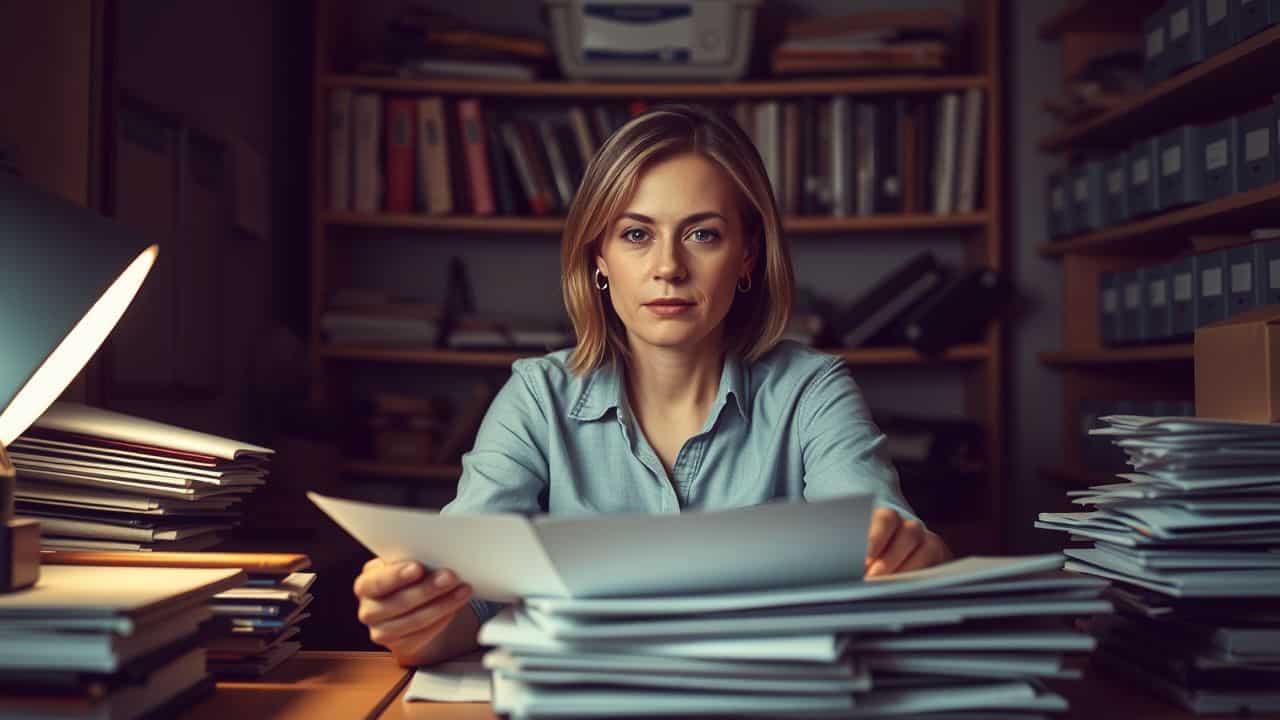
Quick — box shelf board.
[342,460,461,481]
[322,211,989,235]
[1039,181,1280,257]
[321,344,989,369]
[1038,344,1193,367]
[1037,0,1165,40]
[1041,25,1280,150]
[321,73,987,99]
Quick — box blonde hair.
[561,104,794,375]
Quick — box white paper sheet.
[308,492,872,602]
[403,660,491,703]
[33,402,273,460]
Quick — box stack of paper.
[0,565,244,718]
[310,492,1109,718]
[1037,414,1280,714]
[9,402,274,551]
[206,571,315,678]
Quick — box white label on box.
[1125,282,1142,309]
[1271,258,1280,289]
[1108,168,1125,194]
[1102,288,1119,313]
[1150,279,1168,307]
[1174,272,1193,301]
[1247,128,1271,162]
[1148,28,1165,58]
[1202,266,1223,297]
[1170,8,1191,39]
[1074,176,1088,202]
[1133,156,1151,184]
[1206,139,1229,171]
[1051,185,1065,211]
[1232,262,1253,292]
[1207,0,1228,24]
[1162,145,1183,176]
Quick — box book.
[383,97,416,213]
[501,121,550,215]
[567,106,597,174]
[484,108,520,215]
[830,96,852,216]
[456,99,495,215]
[351,92,381,212]
[854,101,877,215]
[829,251,947,348]
[399,57,536,81]
[753,102,782,205]
[955,87,985,213]
[39,550,311,574]
[415,97,452,214]
[326,88,352,210]
[537,118,574,210]
[899,266,1010,354]
[933,92,960,214]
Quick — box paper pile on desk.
[1037,414,1280,714]
[205,571,314,678]
[0,565,243,718]
[10,402,273,551]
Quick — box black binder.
[830,251,947,348]
[898,266,1012,355]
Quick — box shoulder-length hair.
[561,104,794,375]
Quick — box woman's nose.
[651,235,687,282]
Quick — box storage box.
[1103,153,1130,226]
[1158,125,1205,210]
[546,0,760,81]
[1165,0,1208,74]
[1071,161,1106,232]
[1196,249,1229,326]
[1236,103,1276,192]
[1121,269,1148,343]
[1146,262,1174,340]
[1170,255,1199,337]
[1240,0,1277,37]
[1144,6,1171,86]
[1127,138,1162,216]
[1048,170,1072,238]
[1227,243,1259,315]
[1200,117,1238,201]
[1099,272,1121,346]
[1204,0,1241,56]
[1194,304,1280,421]
[1258,237,1280,305]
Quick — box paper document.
[309,492,871,602]
[33,402,273,460]
[404,660,491,703]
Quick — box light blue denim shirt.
[441,340,918,622]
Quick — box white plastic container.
[545,0,760,81]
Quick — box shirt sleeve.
[440,364,549,624]
[797,358,922,526]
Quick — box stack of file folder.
[310,492,1111,718]
[0,565,244,718]
[9,402,273,551]
[1037,414,1280,714]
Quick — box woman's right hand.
[353,558,474,666]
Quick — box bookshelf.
[1036,1,1280,501]
[309,0,1009,556]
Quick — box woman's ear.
[595,255,609,276]
[741,232,760,277]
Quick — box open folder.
[308,492,871,603]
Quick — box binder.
[1120,269,1147,344]
[1103,153,1129,227]
[1199,117,1237,201]
[1240,0,1277,37]
[416,97,453,214]
[898,267,1011,355]
[1256,238,1280,306]
[1145,262,1173,341]
[1143,7,1170,87]
[1127,138,1161,217]
[1227,244,1259,316]
[1195,250,1228,326]
[1169,255,1198,338]
[1236,103,1276,192]
[1158,125,1204,210]
[1203,0,1241,57]
[1047,170,1071,238]
[830,252,947,348]
[1164,0,1207,75]
[383,97,416,213]
[1071,161,1106,232]
[1099,272,1121,346]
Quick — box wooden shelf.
[1039,344,1193,367]
[1037,0,1164,40]
[321,344,989,369]
[1039,181,1280,257]
[321,73,987,99]
[322,211,989,235]
[1041,25,1280,150]
[342,460,461,481]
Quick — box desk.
[186,651,1280,720]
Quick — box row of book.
[1048,100,1280,239]
[1078,400,1195,473]
[1039,414,1280,714]
[1142,0,1280,88]
[327,90,986,219]
[1099,237,1280,347]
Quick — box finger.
[357,569,460,626]
[363,557,388,573]
[893,538,938,574]
[369,584,472,646]
[865,508,902,561]
[382,607,463,663]
[869,520,925,577]
[353,560,425,600]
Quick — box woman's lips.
[645,300,694,317]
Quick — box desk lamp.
[0,172,158,592]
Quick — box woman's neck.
[624,338,724,420]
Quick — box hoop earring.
[594,268,609,291]
[736,275,752,293]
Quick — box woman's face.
[596,152,755,357]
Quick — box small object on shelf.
[1202,0,1241,57]
[1143,6,1170,87]
[1144,262,1174,341]
[1071,160,1106,233]
[1102,153,1130,226]
[1099,272,1121,346]
[1258,235,1280,305]
[1164,0,1208,76]
[1157,124,1204,211]
[898,267,1011,356]
[1047,169,1071,238]
[1126,137,1162,218]
[1170,255,1199,338]
[1226,242,1259,316]
[1119,269,1147,345]
[1235,102,1276,192]
[1196,249,1229,326]
[1199,117,1238,201]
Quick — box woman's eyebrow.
[617,211,727,225]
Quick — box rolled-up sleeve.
[441,364,549,624]
[797,358,921,526]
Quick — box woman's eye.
[622,228,649,243]
[688,228,720,243]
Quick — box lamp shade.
[0,172,157,446]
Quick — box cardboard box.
[1195,305,1280,421]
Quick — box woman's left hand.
[864,507,952,578]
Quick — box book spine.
[327,88,352,211]
[384,97,416,213]
[352,92,382,213]
[955,88,985,213]
[501,122,548,216]
[485,108,518,215]
[568,106,597,173]
[457,99,496,215]
[830,96,851,217]
[855,101,877,216]
[782,101,801,216]
[417,97,453,215]
[933,93,959,215]
[538,118,574,209]
[755,101,782,206]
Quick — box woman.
[353,104,951,667]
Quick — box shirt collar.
[568,353,749,423]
